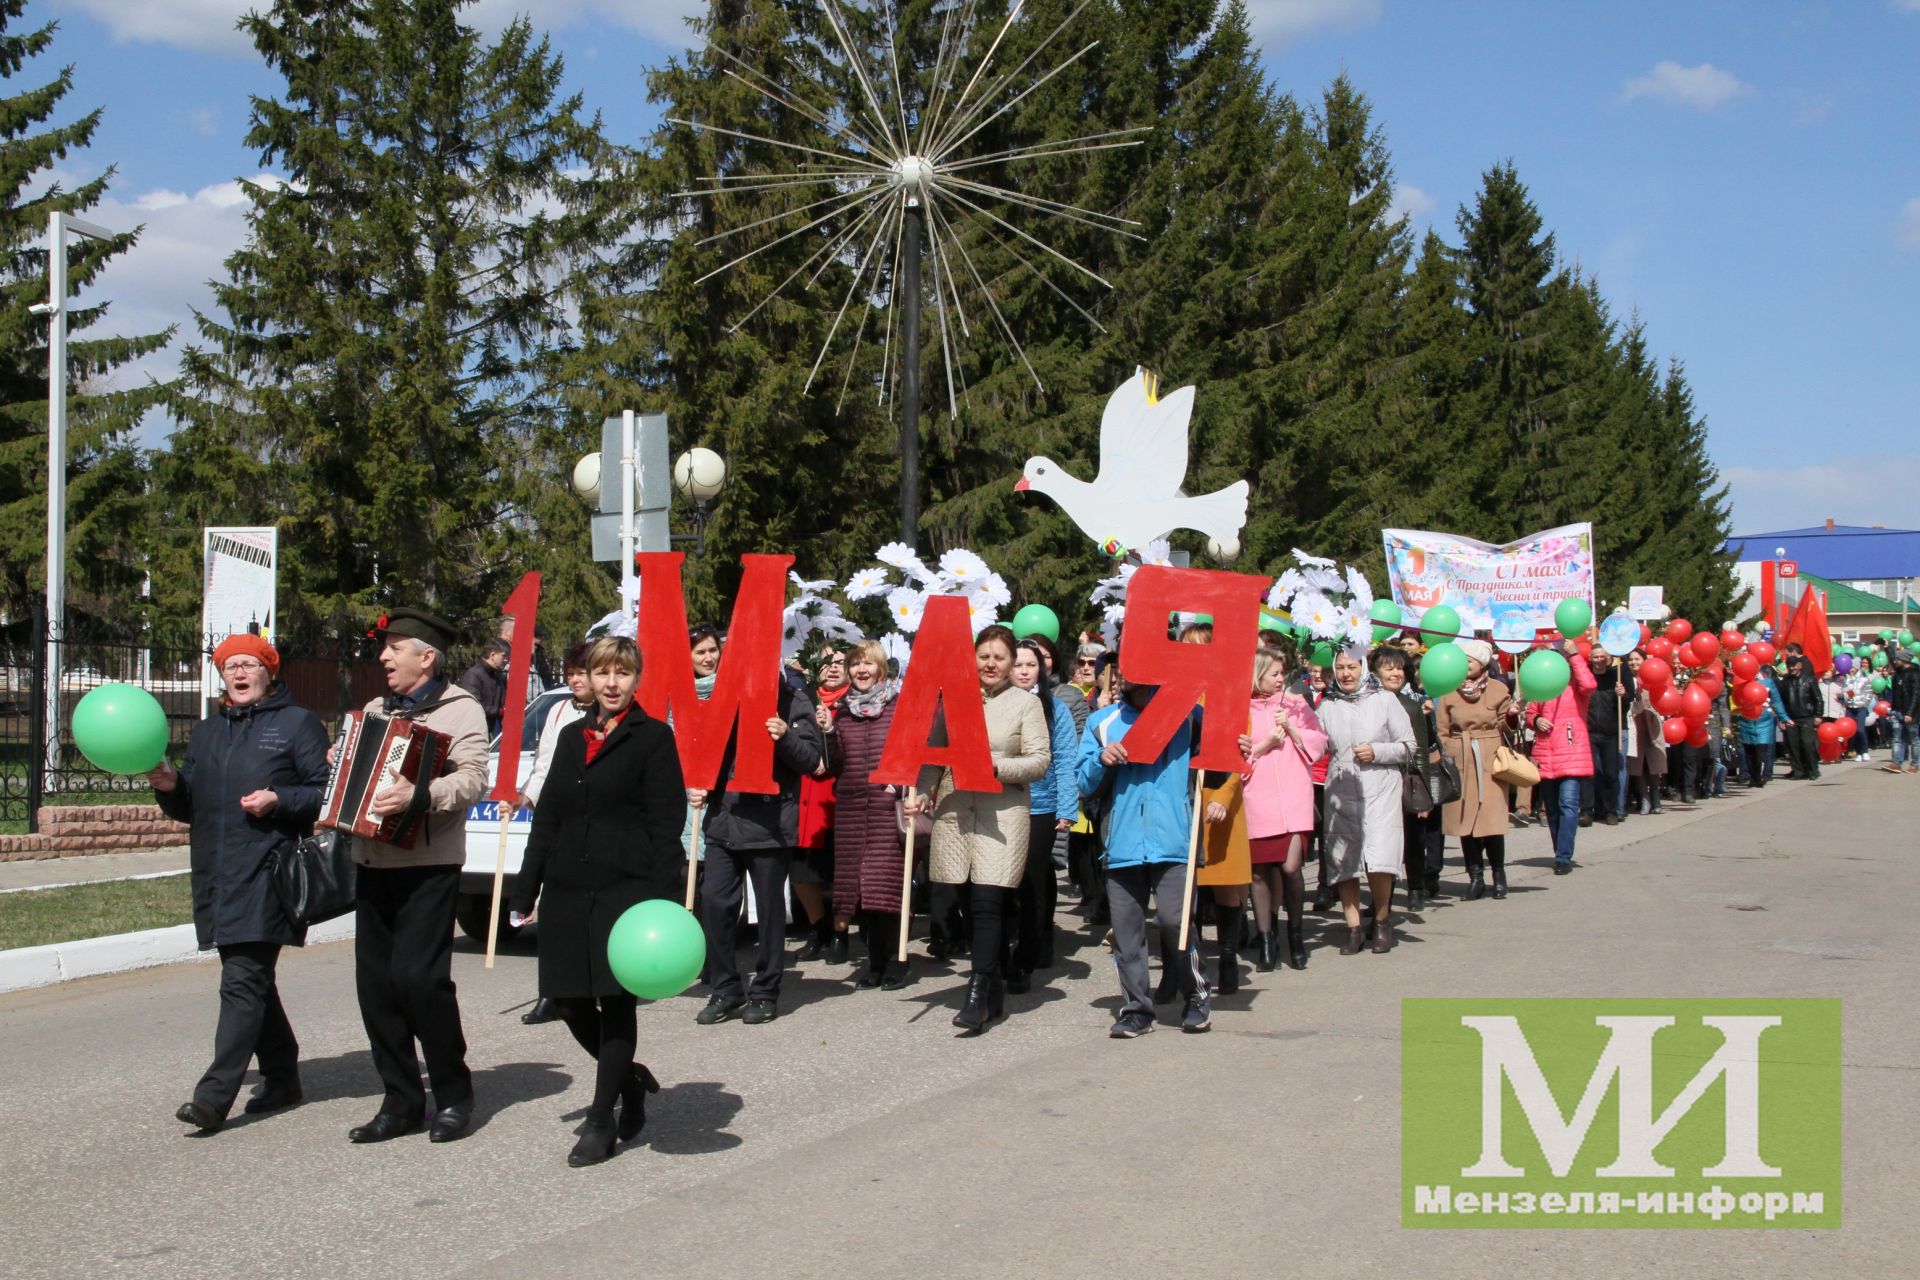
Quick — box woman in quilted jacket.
[1523,641,1597,875]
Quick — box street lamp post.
[34,211,117,792]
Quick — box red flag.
[488,572,542,803]
[1781,585,1834,675]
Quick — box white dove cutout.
[1016,368,1250,558]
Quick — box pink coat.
[1525,651,1597,779]
[1242,689,1327,837]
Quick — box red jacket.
[1525,650,1598,779]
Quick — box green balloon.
[1520,649,1572,702]
[1554,598,1592,641]
[1872,675,1890,693]
[607,900,707,1000]
[1419,604,1462,644]
[1420,641,1469,697]
[1901,630,1915,647]
[1309,641,1335,669]
[1369,598,1403,642]
[1194,614,1214,626]
[1259,613,1286,634]
[1880,629,1896,641]
[1873,651,1889,670]
[1011,603,1060,644]
[1855,643,1873,658]
[74,683,170,775]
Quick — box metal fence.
[0,614,393,831]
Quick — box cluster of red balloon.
[1635,617,1753,750]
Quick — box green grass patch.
[0,875,193,950]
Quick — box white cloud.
[56,0,707,53]
[1896,197,1920,252]
[1242,0,1383,49]
[1389,181,1434,223]
[1894,0,1920,13]
[1724,455,1920,534]
[1619,61,1752,110]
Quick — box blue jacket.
[1027,690,1080,821]
[1736,671,1790,746]
[1077,700,1197,870]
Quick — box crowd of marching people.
[162,600,1920,1166]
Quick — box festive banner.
[1381,523,1596,635]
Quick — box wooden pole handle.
[1177,770,1204,951]
[483,808,511,970]
[898,788,919,964]
[684,818,701,912]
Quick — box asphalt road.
[0,765,1913,1279]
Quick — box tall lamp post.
[31,211,117,791]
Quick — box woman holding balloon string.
[152,633,331,1133]
[511,636,686,1167]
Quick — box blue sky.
[32,0,1920,538]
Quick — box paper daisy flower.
[938,548,990,582]
[1293,588,1340,641]
[879,631,912,675]
[885,586,927,634]
[790,570,836,595]
[1344,566,1374,610]
[1268,569,1305,609]
[845,566,893,601]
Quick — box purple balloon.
[1833,653,1853,674]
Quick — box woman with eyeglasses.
[795,645,851,962]
[152,634,331,1133]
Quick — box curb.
[0,915,355,995]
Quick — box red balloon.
[1740,703,1765,720]
[1693,673,1723,700]
[1686,723,1712,749]
[1719,629,1745,652]
[1875,700,1893,717]
[1676,640,1703,668]
[1639,623,1653,648]
[1575,639,1593,661]
[1665,618,1694,644]
[1835,716,1857,738]
[1639,656,1673,688]
[1655,686,1684,717]
[1819,735,1845,763]
[1749,641,1777,666]
[1646,636,1676,662]
[1731,652,1759,681]
[1662,717,1690,745]
[1682,684,1712,722]
[1816,722,1840,743]
[1737,680,1768,709]
[1691,633,1720,662]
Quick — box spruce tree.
[0,2,170,629]
[159,0,609,640]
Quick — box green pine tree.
[0,1,171,630]
[157,0,610,644]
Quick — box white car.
[455,688,572,943]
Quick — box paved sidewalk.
[0,765,1911,1280]
[0,845,189,891]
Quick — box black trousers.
[355,864,471,1118]
[1401,808,1442,890]
[194,941,299,1116]
[968,882,1010,979]
[1590,735,1622,818]
[1013,813,1059,973]
[701,843,791,1002]
[1783,718,1821,779]
[929,881,970,950]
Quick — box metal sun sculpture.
[671,0,1147,541]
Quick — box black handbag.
[1401,764,1435,815]
[271,827,359,927]
[1432,754,1463,806]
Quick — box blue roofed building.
[1723,520,1920,634]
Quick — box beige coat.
[1436,679,1514,839]
[352,680,489,869]
[919,683,1051,889]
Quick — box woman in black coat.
[151,634,330,1133]
[511,636,686,1166]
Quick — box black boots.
[569,1115,618,1167]
[1254,927,1279,973]
[1491,864,1508,900]
[1216,913,1241,995]
[951,973,1004,1032]
[617,1064,661,1142]
[1286,920,1308,970]
[1466,869,1487,900]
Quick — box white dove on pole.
[1015,368,1249,558]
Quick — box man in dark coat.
[153,633,331,1132]
[457,638,510,738]
[691,679,823,1025]
[1776,653,1823,780]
